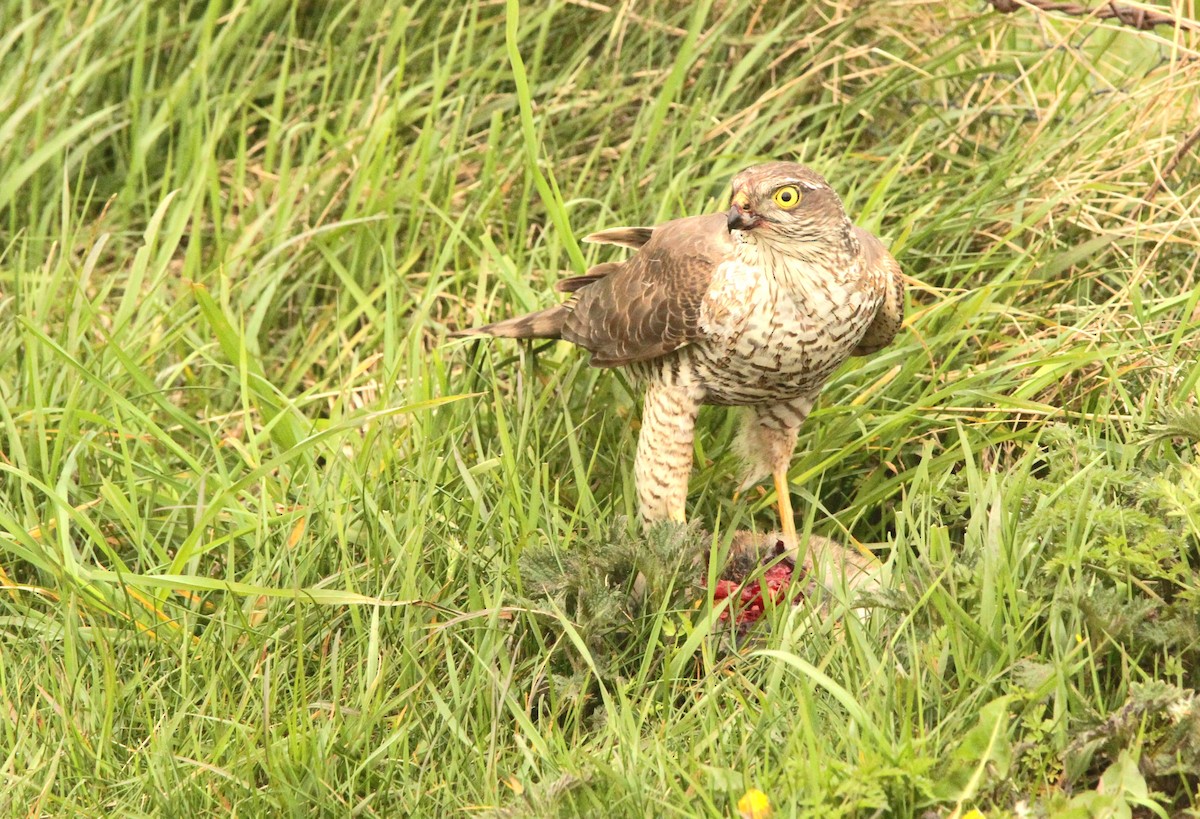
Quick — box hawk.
[454,162,904,549]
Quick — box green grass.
[2,0,1199,815]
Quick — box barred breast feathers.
[704,234,871,334]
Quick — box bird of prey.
[454,161,904,548]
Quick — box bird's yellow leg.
[773,465,797,547]
[733,485,767,505]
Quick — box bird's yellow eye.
[773,185,802,209]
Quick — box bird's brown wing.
[554,262,622,294]
[582,226,655,249]
[556,225,656,294]
[851,226,905,356]
[562,213,732,368]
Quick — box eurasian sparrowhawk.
[454,161,904,549]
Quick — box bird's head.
[726,162,851,249]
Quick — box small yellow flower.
[737,788,772,819]
[962,810,986,819]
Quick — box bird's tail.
[449,303,569,340]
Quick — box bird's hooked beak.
[726,190,760,231]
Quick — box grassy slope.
[1,0,1199,815]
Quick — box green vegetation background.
[1,1,1198,816]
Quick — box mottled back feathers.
[850,227,905,355]
[563,213,731,367]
